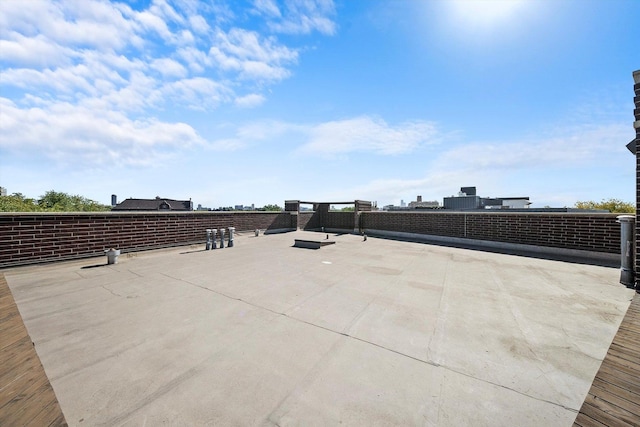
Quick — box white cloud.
[149,0,185,25]
[234,93,266,108]
[81,71,159,112]
[150,58,188,78]
[0,97,205,167]
[134,10,174,41]
[298,116,439,156]
[436,123,629,171]
[188,15,210,34]
[159,77,233,110]
[236,119,301,140]
[175,46,211,73]
[205,116,438,160]
[0,0,337,176]
[0,33,73,68]
[0,0,140,53]
[209,28,298,81]
[262,0,337,35]
[253,0,282,18]
[327,119,633,207]
[1,0,316,113]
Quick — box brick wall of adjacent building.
[360,211,621,254]
[634,73,640,283]
[0,210,622,268]
[0,212,294,268]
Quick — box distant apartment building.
[234,204,255,211]
[384,195,439,211]
[112,196,193,211]
[443,187,530,210]
[0,186,6,197]
[408,195,439,209]
[499,197,532,209]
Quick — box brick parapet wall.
[326,212,356,230]
[0,210,622,268]
[634,75,640,282]
[0,211,294,268]
[298,211,355,231]
[298,211,317,230]
[361,211,621,254]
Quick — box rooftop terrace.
[2,231,637,425]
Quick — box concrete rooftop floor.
[4,231,637,426]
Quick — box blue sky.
[1,0,638,209]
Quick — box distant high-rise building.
[0,186,6,197]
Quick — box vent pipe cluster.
[205,228,234,250]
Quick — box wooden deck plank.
[583,393,638,426]
[602,353,640,375]
[609,333,640,349]
[0,273,67,426]
[592,377,640,412]
[578,401,634,427]
[573,293,640,427]
[618,321,640,333]
[595,365,640,396]
[617,328,640,341]
[589,382,640,417]
[573,411,609,427]
[607,345,639,366]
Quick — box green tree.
[37,190,110,212]
[574,198,634,213]
[0,190,110,212]
[262,204,282,211]
[340,206,355,212]
[0,193,39,212]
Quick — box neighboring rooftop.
[112,196,193,211]
[2,231,636,425]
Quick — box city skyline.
[1,0,638,208]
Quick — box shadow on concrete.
[81,263,109,269]
[180,249,209,255]
[367,234,620,269]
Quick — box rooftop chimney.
[417,195,422,202]
[111,194,117,207]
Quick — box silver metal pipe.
[617,215,635,287]
[228,227,235,247]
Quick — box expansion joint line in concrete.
[163,273,579,414]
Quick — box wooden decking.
[0,273,67,426]
[574,292,640,427]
